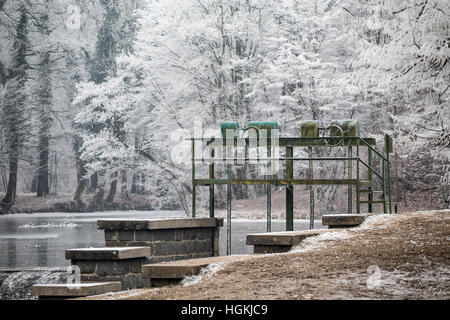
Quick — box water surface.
[0,211,322,269]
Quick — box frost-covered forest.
[0,0,448,214]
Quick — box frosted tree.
[1,4,31,210]
[34,4,54,197]
[352,0,449,205]
[72,0,142,209]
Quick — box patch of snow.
[111,290,147,300]
[181,262,230,287]
[289,229,356,254]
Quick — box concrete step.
[32,282,122,300]
[246,229,334,254]
[142,255,256,286]
[97,218,224,231]
[65,247,151,261]
[66,247,152,290]
[322,214,367,228]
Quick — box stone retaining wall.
[98,218,223,264]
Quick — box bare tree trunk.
[73,154,86,204]
[131,172,138,194]
[2,153,18,211]
[37,135,50,197]
[131,131,140,194]
[89,172,98,193]
[91,186,105,211]
[105,172,118,203]
[120,169,129,200]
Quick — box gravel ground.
[82,210,450,300]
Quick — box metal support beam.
[267,142,272,233]
[194,178,360,186]
[348,146,352,214]
[286,147,294,231]
[356,140,361,214]
[385,134,392,214]
[368,148,373,213]
[267,185,271,232]
[192,139,196,218]
[382,159,387,214]
[209,148,215,218]
[308,146,315,229]
[226,164,232,255]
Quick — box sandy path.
[83,210,450,300]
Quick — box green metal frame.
[190,133,394,253]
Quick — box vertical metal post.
[368,148,373,213]
[286,147,294,231]
[347,146,352,214]
[209,148,215,218]
[385,135,392,214]
[382,158,387,214]
[356,139,361,214]
[226,163,232,255]
[266,139,272,233]
[308,146,314,230]
[267,185,271,233]
[192,139,196,218]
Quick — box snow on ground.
[181,262,231,287]
[289,230,356,254]
[88,289,150,300]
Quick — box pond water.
[0,210,322,269]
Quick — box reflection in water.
[37,239,48,267]
[7,240,16,269]
[6,219,16,269]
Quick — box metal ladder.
[356,135,395,214]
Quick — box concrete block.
[322,214,366,227]
[196,228,213,240]
[71,260,96,274]
[153,229,176,242]
[96,260,128,277]
[154,241,183,256]
[246,229,334,246]
[105,241,128,247]
[66,247,151,260]
[105,231,118,241]
[135,230,152,241]
[254,245,292,254]
[174,229,183,241]
[32,282,122,298]
[197,240,213,253]
[98,218,224,231]
[124,274,137,290]
[118,230,134,241]
[182,229,198,241]
[142,255,256,280]
[130,258,147,274]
